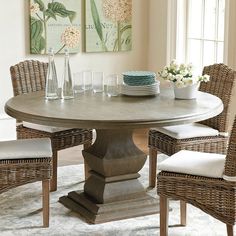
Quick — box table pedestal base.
[59,191,159,224]
[59,129,159,223]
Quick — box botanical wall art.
[30,0,81,54]
[85,0,132,52]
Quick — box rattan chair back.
[9,60,93,192]
[157,118,236,235]
[200,64,236,132]
[10,60,48,96]
[224,116,236,177]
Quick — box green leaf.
[90,0,103,42]
[67,10,76,23]
[31,17,43,40]
[48,2,76,23]
[45,8,57,20]
[34,0,45,11]
[39,37,46,51]
[31,47,38,54]
[30,17,45,53]
[113,38,118,51]
[120,25,132,35]
[57,9,76,23]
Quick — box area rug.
[0,162,227,236]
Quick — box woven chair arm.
[224,116,236,177]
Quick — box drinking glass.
[73,72,84,94]
[93,72,104,93]
[106,74,119,97]
[83,70,92,91]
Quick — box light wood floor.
[58,129,149,166]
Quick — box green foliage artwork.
[30,0,80,54]
[85,0,132,52]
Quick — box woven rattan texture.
[149,63,236,156]
[17,125,93,151]
[157,172,236,225]
[10,60,48,96]
[0,157,52,194]
[10,60,93,190]
[200,64,236,132]
[224,116,236,177]
[149,131,228,155]
[10,60,93,151]
[157,117,236,226]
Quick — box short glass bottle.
[62,49,74,100]
[45,48,59,100]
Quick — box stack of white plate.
[121,81,160,96]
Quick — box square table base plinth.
[59,191,159,224]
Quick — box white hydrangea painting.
[30,0,80,54]
[85,0,132,52]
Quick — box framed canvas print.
[30,0,81,54]
[84,0,132,52]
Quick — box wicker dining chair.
[0,138,52,227]
[10,60,93,191]
[157,116,236,236]
[149,63,236,188]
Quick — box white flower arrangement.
[159,60,210,88]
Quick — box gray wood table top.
[5,88,223,129]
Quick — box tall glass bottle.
[45,48,59,100]
[62,49,74,99]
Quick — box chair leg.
[83,140,92,150]
[84,159,91,180]
[149,147,157,188]
[160,196,169,236]
[42,179,50,227]
[180,200,187,226]
[50,151,58,192]
[83,141,92,180]
[226,224,234,236]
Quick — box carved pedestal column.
[59,129,158,223]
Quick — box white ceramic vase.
[173,82,200,99]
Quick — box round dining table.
[5,88,223,224]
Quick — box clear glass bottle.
[62,49,74,99]
[45,48,59,100]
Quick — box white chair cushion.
[154,123,219,139]
[23,122,70,133]
[158,150,226,178]
[0,138,52,160]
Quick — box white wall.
[0,0,149,116]
[147,0,168,73]
[224,0,236,125]
[147,0,172,88]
